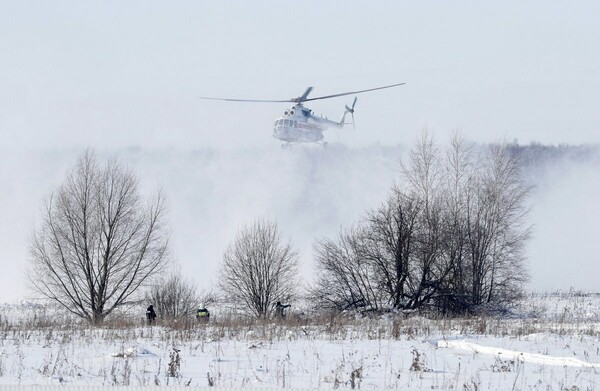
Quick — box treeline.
[27,135,533,324]
[309,134,531,315]
[507,141,599,169]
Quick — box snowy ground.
[0,291,599,390]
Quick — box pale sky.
[0,2,599,302]
[2,1,600,149]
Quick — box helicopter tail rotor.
[343,97,357,129]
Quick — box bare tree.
[464,143,531,308]
[400,133,451,310]
[435,134,477,313]
[218,219,298,318]
[360,188,421,310]
[146,268,202,320]
[28,150,169,324]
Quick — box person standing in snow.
[275,301,291,319]
[146,304,157,325]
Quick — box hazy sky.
[2,1,600,149]
[0,2,599,302]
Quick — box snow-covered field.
[0,291,599,390]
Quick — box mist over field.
[521,145,600,292]
[0,142,598,303]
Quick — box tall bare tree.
[464,143,531,307]
[361,188,421,309]
[435,134,477,313]
[400,133,450,309]
[28,150,169,324]
[219,219,298,318]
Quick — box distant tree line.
[507,141,599,167]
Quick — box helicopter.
[199,83,405,147]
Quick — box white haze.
[526,152,600,292]
[1,143,598,303]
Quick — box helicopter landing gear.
[322,142,328,149]
[281,143,291,149]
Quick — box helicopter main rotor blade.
[200,87,315,104]
[198,96,294,103]
[198,83,403,104]
[293,87,313,102]
[304,82,405,102]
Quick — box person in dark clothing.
[146,305,157,325]
[275,301,291,319]
[196,304,210,322]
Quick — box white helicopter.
[199,83,404,146]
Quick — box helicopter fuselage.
[272,104,343,144]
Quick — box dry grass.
[3,291,600,341]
